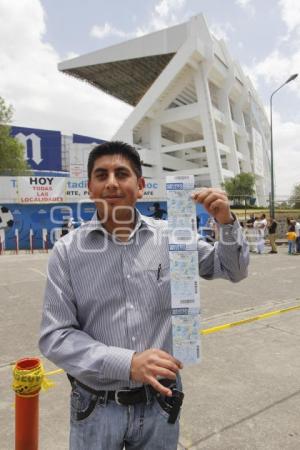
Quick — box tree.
[0,96,31,175]
[289,183,300,209]
[223,172,256,206]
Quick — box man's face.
[88,154,145,221]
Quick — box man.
[39,141,249,450]
[245,213,257,253]
[268,218,278,254]
[67,216,75,231]
[148,201,167,220]
[61,218,69,237]
[254,213,267,254]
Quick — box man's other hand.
[130,349,183,397]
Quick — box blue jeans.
[69,383,180,449]
[288,240,296,254]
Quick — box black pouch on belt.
[155,387,184,424]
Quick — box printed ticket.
[166,175,201,364]
[172,309,200,365]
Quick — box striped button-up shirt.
[39,210,249,390]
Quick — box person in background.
[246,213,256,225]
[286,222,297,255]
[245,213,257,253]
[67,216,75,232]
[268,218,278,254]
[254,213,267,254]
[148,202,167,220]
[61,219,69,237]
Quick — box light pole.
[269,73,298,219]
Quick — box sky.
[0,0,299,198]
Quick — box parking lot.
[1,246,300,449]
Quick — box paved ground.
[0,246,300,449]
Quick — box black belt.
[67,374,184,424]
[68,374,173,405]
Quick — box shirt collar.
[85,208,156,238]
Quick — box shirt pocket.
[141,257,171,313]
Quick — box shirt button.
[129,304,134,309]
[127,274,131,279]
[132,336,136,342]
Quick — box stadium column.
[218,71,241,175]
[149,120,163,180]
[235,94,253,173]
[193,63,223,187]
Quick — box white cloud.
[90,0,187,41]
[155,0,186,18]
[272,111,300,197]
[90,23,133,40]
[0,0,131,139]
[136,0,188,36]
[278,0,300,34]
[248,49,300,95]
[235,0,255,16]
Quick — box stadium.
[1,14,270,250]
[59,14,271,205]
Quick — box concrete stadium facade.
[59,14,271,206]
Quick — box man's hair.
[87,141,142,180]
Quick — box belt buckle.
[115,389,130,405]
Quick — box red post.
[13,358,41,450]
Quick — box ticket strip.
[166,175,200,365]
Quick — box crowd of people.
[244,214,300,255]
[61,210,300,256]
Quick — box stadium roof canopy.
[58,21,193,106]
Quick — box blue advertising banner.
[73,134,105,145]
[0,202,210,250]
[11,126,62,171]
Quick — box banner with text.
[0,177,166,204]
[17,177,65,204]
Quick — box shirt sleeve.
[198,219,249,282]
[39,240,135,387]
